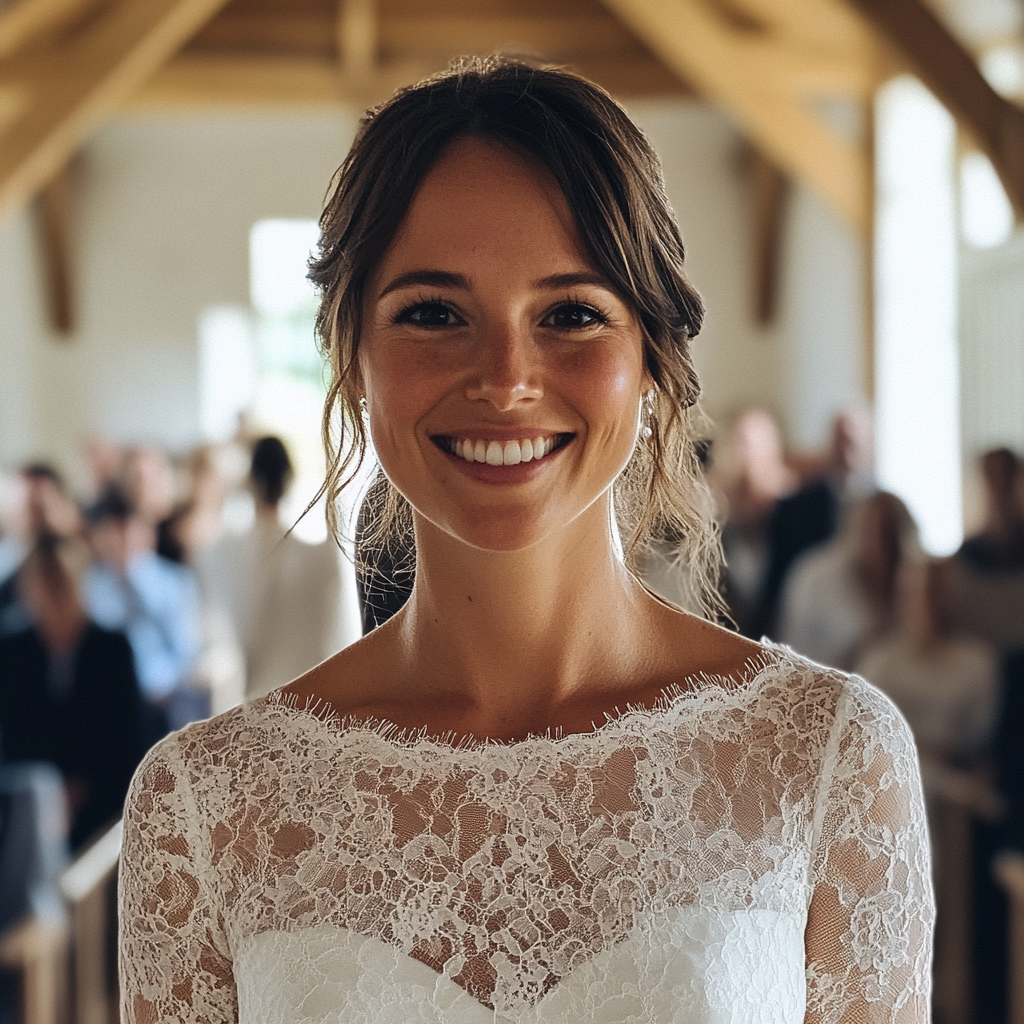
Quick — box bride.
[119,57,933,1024]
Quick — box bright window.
[874,76,963,554]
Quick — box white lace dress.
[118,646,934,1024]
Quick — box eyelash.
[391,294,611,330]
[544,295,609,329]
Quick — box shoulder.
[130,696,321,809]
[753,645,914,753]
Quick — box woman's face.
[358,136,650,553]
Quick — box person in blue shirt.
[83,487,202,741]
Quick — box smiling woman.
[118,57,934,1024]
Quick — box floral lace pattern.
[119,646,933,1023]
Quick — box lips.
[433,433,573,466]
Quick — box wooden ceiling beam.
[338,0,375,79]
[184,9,871,97]
[600,0,870,230]
[846,0,1024,220]
[128,51,694,109]
[0,0,96,62]
[131,52,436,108]
[186,13,648,61]
[0,0,234,219]
[723,0,875,51]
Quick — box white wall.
[0,101,865,475]
[0,110,357,477]
[631,101,866,450]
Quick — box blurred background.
[0,0,1023,1021]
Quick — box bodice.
[119,646,933,1023]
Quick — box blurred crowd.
[0,433,359,926]
[707,409,1024,773]
[0,409,1022,1015]
[704,408,1024,1023]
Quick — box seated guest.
[857,558,998,765]
[0,537,141,850]
[778,491,917,671]
[0,464,82,640]
[944,447,1024,653]
[83,487,203,738]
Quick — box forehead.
[371,137,591,283]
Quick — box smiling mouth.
[433,433,574,466]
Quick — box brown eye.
[395,301,464,327]
[544,303,607,329]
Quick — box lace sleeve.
[118,736,237,1024]
[805,677,935,1024]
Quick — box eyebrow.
[533,272,616,291]
[378,271,470,299]
[378,269,618,302]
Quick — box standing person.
[199,436,356,700]
[0,537,140,849]
[752,408,874,639]
[120,58,933,1023]
[944,447,1024,652]
[712,409,796,636]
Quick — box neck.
[391,497,650,726]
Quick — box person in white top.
[858,557,999,765]
[119,57,933,1024]
[777,491,919,671]
[199,436,359,700]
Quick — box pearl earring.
[642,391,656,440]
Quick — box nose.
[463,321,543,411]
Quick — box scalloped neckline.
[262,642,791,753]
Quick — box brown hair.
[308,56,724,618]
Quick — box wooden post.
[60,821,123,1024]
[35,163,75,336]
[994,852,1024,1024]
[0,918,69,1024]
[749,147,788,326]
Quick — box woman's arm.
[119,737,238,1023]
[805,680,934,1024]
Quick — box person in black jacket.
[0,536,141,850]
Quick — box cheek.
[562,344,644,433]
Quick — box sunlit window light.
[198,306,258,444]
[982,43,1024,97]
[249,219,321,316]
[875,76,963,555]
[960,151,1014,249]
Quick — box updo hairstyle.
[308,56,723,618]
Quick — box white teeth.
[452,436,558,465]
